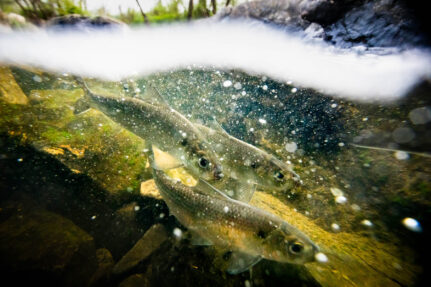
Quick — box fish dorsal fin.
[207,117,229,135]
[142,84,169,106]
[152,145,183,170]
[224,251,261,275]
[194,179,232,200]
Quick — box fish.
[151,147,319,274]
[349,143,431,158]
[73,77,223,182]
[195,121,300,202]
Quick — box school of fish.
[74,78,321,274]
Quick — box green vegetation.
[0,0,239,26]
[1,0,87,23]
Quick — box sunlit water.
[0,22,430,286]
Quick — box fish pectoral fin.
[195,179,232,200]
[152,145,183,170]
[224,251,261,275]
[213,178,256,203]
[142,84,169,106]
[230,179,257,203]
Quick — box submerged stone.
[89,248,115,287]
[0,200,98,286]
[113,224,169,276]
[0,67,28,105]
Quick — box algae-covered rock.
[0,66,28,105]
[0,200,98,286]
[0,67,151,198]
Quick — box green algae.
[0,67,151,197]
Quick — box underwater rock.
[113,224,169,276]
[216,0,429,49]
[0,71,151,197]
[89,248,115,287]
[116,202,141,223]
[0,67,28,105]
[140,179,163,200]
[118,274,150,287]
[0,199,98,286]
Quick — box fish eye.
[289,242,303,254]
[274,171,284,181]
[198,157,209,169]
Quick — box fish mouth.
[213,165,224,180]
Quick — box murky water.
[1,25,430,287]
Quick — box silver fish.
[152,149,319,274]
[196,122,300,202]
[74,77,223,182]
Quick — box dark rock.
[46,14,126,31]
[0,200,98,286]
[216,0,430,49]
[302,0,364,26]
[324,0,426,49]
[113,224,168,276]
[118,274,150,287]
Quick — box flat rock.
[113,224,168,275]
[0,67,28,105]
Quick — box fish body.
[74,78,222,181]
[152,167,318,273]
[196,123,299,201]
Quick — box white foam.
[1,21,430,101]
